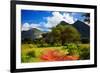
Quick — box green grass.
[22,44,59,62]
[21,43,90,63]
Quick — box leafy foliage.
[63,43,80,57]
[78,44,90,59]
[27,51,35,57]
[49,24,81,45]
[63,43,90,60]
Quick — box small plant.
[29,44,34,48]
[27,51,35,57]
[79,47,90,60]
[21,55,31,62]
[63,43,80,57]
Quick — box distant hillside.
[73,20,90,39]
[21,28,43,41]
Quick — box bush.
[81,38,90,43]
[22,38,33,44]
[78,44,90,60]
[21,55,31,62]
[63,43,80,57]
[63,43,90,60]
[27,51,35,57]
[21,50,36,62]
[80,48,90,60]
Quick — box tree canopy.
[49,23,81,45]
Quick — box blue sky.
[21,10,88,32]
[21,10,52,24]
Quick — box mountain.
[56,20,90,41]
[73,20,90,39]
[21,28,43,41]
[57,21,71,27]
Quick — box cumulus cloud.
[30,23,41,28]
[62,13,77,24]
[44,12,77,28]
[22,23,30,31]
[22,23,40,31]
[22,22,50,31]
[44,12,63,28]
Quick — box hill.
[21,28,43,41]
[73,20,90,39]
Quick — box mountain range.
[22,20,90,42]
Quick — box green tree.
[61,26,80,45]
[50,24,80,45]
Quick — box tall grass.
[21,43,90,63]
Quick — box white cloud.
[30,23,40,28]
[84,22,90,26]
[44,12,76,28]
[62,13,76,24]
[44,12,63,28]
[22,23,30,31]
[22,22,50,31]
[22,23,41,31]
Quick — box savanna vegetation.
[21,22,90,63]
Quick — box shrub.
[28,44,34,48]
[27,51,35,57]
[63,43,80,57]
[63,43,90,60]
[22,38,33,44]
[21,55,31,62]
[81,38,90,43]
[79,45,90,60]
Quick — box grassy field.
[21,43,90,63]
